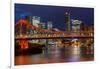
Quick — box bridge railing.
[15,31,94,39]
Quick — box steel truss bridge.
[15,19,94,49]
[15,19,93,40]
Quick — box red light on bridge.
[20,40,29,49]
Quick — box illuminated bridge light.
[20,40,29,49]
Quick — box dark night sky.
[15,3,94,30]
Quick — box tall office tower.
[65,12,70,32]
[42,23,46,29]
[32,16,40,27]
[47,21,53,30]
[71,19,82,32]
[32,16,40,43]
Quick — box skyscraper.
[47,21,53,30]
[65,12,70,32]
[71,19,82,32]
[32,16,40,27]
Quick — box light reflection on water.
[15,41,94,65]
[68,46,81,62]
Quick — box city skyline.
[15,4,94,30]
[15,4,94,65]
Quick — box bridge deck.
[15,36,94,40]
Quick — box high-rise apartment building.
[47,21,53,30]
[32,16,40,27]
[65,12,71,31]
[71,19,82,32]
